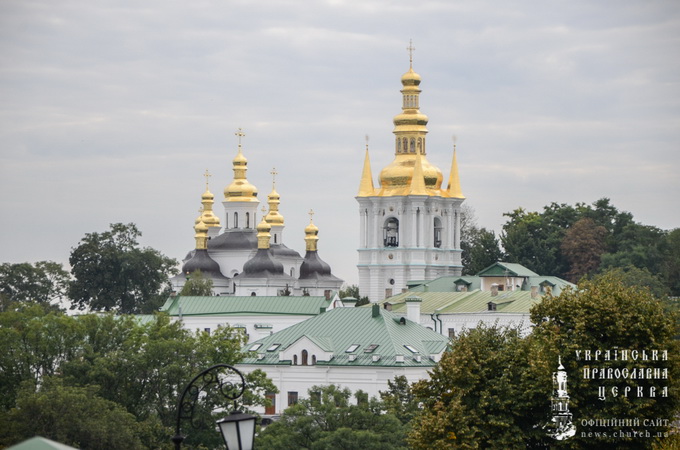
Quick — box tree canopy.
[0,261,69,309]
[408,271,680,448]
[68,223,178,313]
[0,302,274,448]
[179,269,214,296]
[256,385,407,449]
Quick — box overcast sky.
[1,0,678,286]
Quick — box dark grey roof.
[181,249,228,279]
[208,229,258,251]
[299,251,340,281]
[240,248,294,280]
[269,243,302,258]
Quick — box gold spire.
[224,128,259,202]
[357,136,376,197]
[304,209,319,251]
[265,167,285,225]
[199,170,221,228]
[256,206,272,249]
[409,150,427,195]
[446,138,465,198]
[377,50,443,197]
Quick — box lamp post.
[172,364,256,449]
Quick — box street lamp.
[172,364,257,449]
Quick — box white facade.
[357,195,463,301]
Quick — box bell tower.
[356,45,465,301]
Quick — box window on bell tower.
[383,218,399,247]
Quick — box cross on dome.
[203,169,211,190]
[308,209,314,223]
[407,39,415,68]
[271,167,278,188]
[235,128,246,147]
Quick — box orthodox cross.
[407,39,415,68]
[203,169,211,190]
[365,134,370,150]
[308,209,314,223]
[235,128,246,147]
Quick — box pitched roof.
[240,306,449,367]
[383,289,542,315]
[8,437,78,450]
[477,261,540,277]
[160,295,332,316]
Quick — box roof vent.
[372,354,381,362]
[396,354,404,363]
[487,301,497,311]
[414,355,422,362]
[348,354,357,362]
[257,353,265,360]
[372,303,380,318]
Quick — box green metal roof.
[383,289,542,315]
[240,306,449,367]
[477,261,540,277]
[160,296,332,316]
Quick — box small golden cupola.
[199,169,221,229]
[194,216,209,250]
[378,41,444,196]
[264,168,285,226]
[304,209,319,252]
[224,128,259,202]
[256,207,272,250]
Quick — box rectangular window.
[404,344,419,353]
[249,343,263,352]
[385,288,393,298]
[448,328,456,338]
[287,391,298,406]
[345,344,360,353]
[266,343,281,352]
[364,344,379,353]
[204,328,211,335]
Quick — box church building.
[171,131,343,297]
[357,53,465,302]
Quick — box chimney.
[531,286,539,299]
[491,284,499,297]
[405,296,422,323]
[372,303,380,318]
[383,302,393,311]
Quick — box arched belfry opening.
[383,218,399,247]
[433,217,443,248]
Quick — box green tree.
[0,261,69,308]
[661,228,680,296]
[179,269,214,296]
[0,378,149,449]
[379,375,419,425]
[461,226,503,275]
[0,302,273,448]
[530,271,680,448]
[408,323,546,448]
[256,385,407,449]
[69,223,178,313]
[339,284,370,306]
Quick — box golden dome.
[224,139,259,202]
[401,68,422,86]
[256,216,272,249]
[375,62,446,197]
[200,188,221,228]
[304,210,319,251]
[265,188,284,225]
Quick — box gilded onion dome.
[265,170,285,226]
[304,211,319,252]
[194,217,209,250]
[199,186,221,228]
[377,64,444,196]
[256,214,272,250]
[224,129,259,202]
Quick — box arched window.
[290,268,295,277]
[293,355,298,365]
[397,138,402,153]
[434,217,443,248]
[410,138,415,153]
[234,212,239,228]
[301,350,309,366]
[246,212,250,228]
[383,218,399,247]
